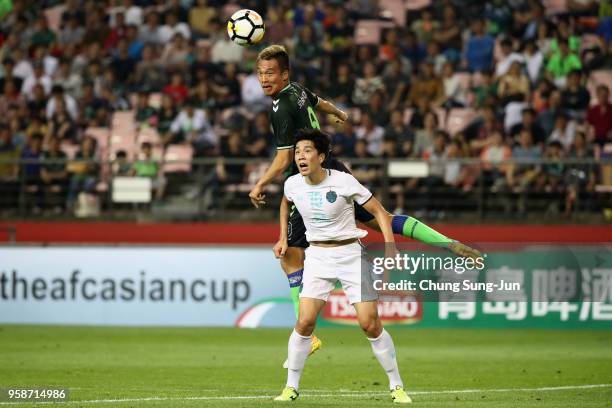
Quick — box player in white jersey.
[272,129,411,404]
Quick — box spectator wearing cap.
[587,85,612,146]
[561,70,590,120]
[464,18,495,72]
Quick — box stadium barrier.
[0,157,611,221]
[1,244,610,329]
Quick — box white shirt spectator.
[504,101,528,132]
[523,50,543,84]
[125,5,143,26]
[46,95,79,120]
[43,55,58,78]
[356,124,385,156]
[13,59,32,79]
[241,73,268,107]
[549,120,577,150]
[21,73,52,98]
[171,108,216,146]
[443,75,466,105]
[495,52,524,77]
[211,38,244,64]
[159,23,191,43]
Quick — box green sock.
[391,215,455,247]
[286,269,304,319]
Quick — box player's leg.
[357,208,481,259]
[353,301,411,403]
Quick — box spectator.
[131,142,159,179]
[464,18,495,72]
[331,120,357,157]
[480,130,512,188]
[356,112,385,156]
[160,33,190,72]
[112,150,131,176]
[497,61,530,105]
[47,98,76,144]
[53,59,82,100]
[495,38,524,78]
[561,70,590,119]
[408,61,443,107]
[549,113,577,151]
[537,89,563,137]
[367,91,389,127]
[352,61,384,107]
[472,70,498,108]
[111,39,136,86]
[565,131,596,216]
[22,61,52,98]
[522,40,544,85]
[20,132,44,211]
[46,85,78,121]
[190,0,217,38]
[382,58,410,112]
[411,8,439,44]
[0,123,19,209]
[31,16,56,48]
[586,84,612,146]
[247,111,274,158]
[134,45,167,92]
[66,135,98,209]
[436,61,466,108]
[325,63,353,106]
[157,94,177,146]
[163,72,189,105]
[384,110,413,157]
[241,71,268,111]
[546,39,582,86]
[139,11,163,46]
[169,101,215,155]
[213,62,241,108]
[511,108,546,145]
[40,137,69,211]
[59,15,85,46]
[413,112,439,158]
[135,91,157,130]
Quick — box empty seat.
[379,0,406,26]
[162,144,193,173]
[354,20,394,45]
[405,0,432,10]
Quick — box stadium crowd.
[0,0,610,218]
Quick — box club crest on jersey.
[326,190,337,203]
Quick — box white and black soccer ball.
[227,9,265,46]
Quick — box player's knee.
[360,317,382,338]
[295,315,316,336]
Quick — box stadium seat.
[162,144,193,173]
[446,108,478,136]
[542,0,568,15]
[112,111,137,131]
[405,0,432,10]
[354,20,394,45]
[85,127,111,149]
[379,0,406,26]
[138,127,162,146]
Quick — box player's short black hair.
[294,129,330,159]
[257,45,290,72]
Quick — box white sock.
[286,329,311,390]
[368,329,404,390]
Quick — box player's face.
[257,59,288,97]
[295,140,324,176]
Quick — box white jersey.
[284,169,372,242]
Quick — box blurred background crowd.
[0,0,610,221]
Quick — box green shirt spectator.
[546,41,582,79]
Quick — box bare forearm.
[317,98,344,117]
[257,153,290,188]
[279,196,290,239]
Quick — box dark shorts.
[287,157,375,248]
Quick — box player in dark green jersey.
[249,45,481,366]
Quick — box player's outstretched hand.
[249,185,266,208]
[334,110,349,124]
[448,241,483,262]
[273,239,288,258]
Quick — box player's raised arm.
[249,148,292,208]
[316,98,348,123]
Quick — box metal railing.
[0,157,610,222]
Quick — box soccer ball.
[227,9,265,46]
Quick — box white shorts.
[300,242,376,304]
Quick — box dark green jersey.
[270,81,321,151]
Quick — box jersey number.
[307,106,320,129]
